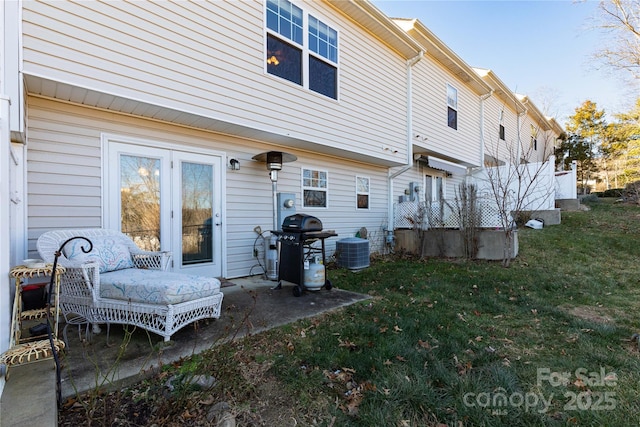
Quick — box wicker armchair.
[37,229,223,342]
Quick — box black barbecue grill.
[273,214,337,296]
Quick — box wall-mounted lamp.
[229,158,240,170]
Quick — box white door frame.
[102,134,226,278]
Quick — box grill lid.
[282,213,323,232]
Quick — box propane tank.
[264,234,279,281]
[304,258,325,291]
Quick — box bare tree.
[476,105,557,267]
[593,0,640,80]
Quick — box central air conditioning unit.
[336,237,370,270]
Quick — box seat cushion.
[99,269,221,305]
[65,236,134,273]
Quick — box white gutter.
[388,51,424,234]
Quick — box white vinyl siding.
[411,55,483,167]
[22,0,409,165]
[482,96,521,165]
[26,97,392,278]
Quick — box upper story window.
[499,124,505,141]
[447,84,458,130]
[356,176,370,209]
[530,124,538,150]
[302,168,328,208]
[266,0,338,99]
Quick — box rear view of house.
[0,0,566,398]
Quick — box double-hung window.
[266,0,338,99]
[356,176,370,209]
[303,168,328,208]
[447,84,458,130]
[530,124,538,151]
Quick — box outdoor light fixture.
[229,158,240,170]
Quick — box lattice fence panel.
[394,199,508,230]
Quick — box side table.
[0,264,66,378]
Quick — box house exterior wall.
[26,97,391,278]
[519,112,552,163]
[411,57,483,167]
[21,0,410,164]
[482,94,522,165]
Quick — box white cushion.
[65,236,134,273]
[99,269,221,304]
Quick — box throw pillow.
[65,235,134,273]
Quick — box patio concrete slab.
[0,275,370,426]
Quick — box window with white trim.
[499,109,505,141]
[447,84,458,130]
[266,0,338,99]
[425,173,445,202]
[356,176,369,209]
[530,124,538,151]
[302,168,328,208]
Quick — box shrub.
[624,181,640,204]
[602,188,624,198]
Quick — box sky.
[372,0,638,127]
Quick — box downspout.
[387,50,424,237]
[517,109,527,164]
[0,96,10,386]
[477,90,493,180]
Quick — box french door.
[106,140,223,277]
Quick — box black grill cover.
[282,214,322,232]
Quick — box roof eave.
[474,68,526,113]
[325,0,423,59]
[517,94,552,131]
[394,18,492,96]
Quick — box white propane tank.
[264,234,279,281]
[304,259,325,291]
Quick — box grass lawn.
[61,199,640,426]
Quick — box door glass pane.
[120,155,161,251]
[182,162,213,265]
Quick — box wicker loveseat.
[37,229,224,342]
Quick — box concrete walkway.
[0,275,369,426]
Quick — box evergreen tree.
[558,100,607,193]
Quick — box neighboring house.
[473,68,528,167]
[516,94,561,163]
[389,18,492,224]
[473,69,565,221]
